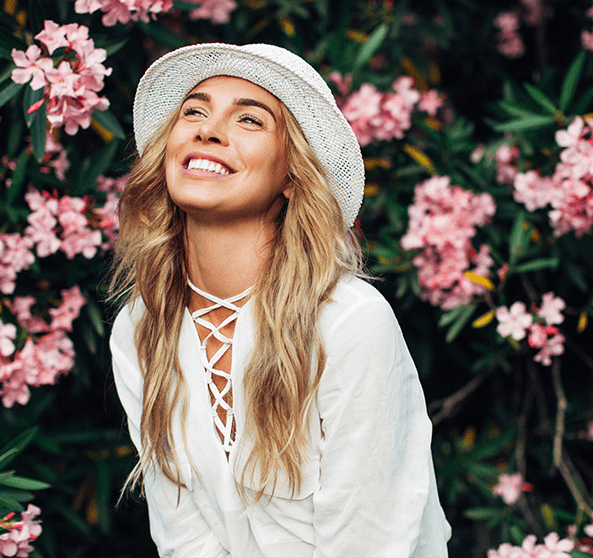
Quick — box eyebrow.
[182,92,277,122]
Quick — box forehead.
[187,76,281,108]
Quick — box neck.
[184,215,276,300]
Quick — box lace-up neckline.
[188,279,252,454]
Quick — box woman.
[110,43,451,557]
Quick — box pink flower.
[493,472,531,505]
[49,286,86,332]
[0,233,35,295]
[327,71,352,96]
[10,296,49,334]
[45,60,80,98]
[528,323,549,348]
[10,45,53,90]
[537,292,565,325]
[418,90,443,116]
[74,0,174,26]
[582,30,593,51]
[495,302,533,340]
[0,320,17,357]
[34,20,69,54]
[0,504,42,557]
[496,145,520,184]
[541,532,575,556]
[533,333,565,366]
[187,0,237,23]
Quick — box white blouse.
[110,276,451,557]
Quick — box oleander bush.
[1,0,593,556]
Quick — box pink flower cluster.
[494,11,525,59]
[495,293,566,366]
[24,189,102,260]
[74,0,173,26]
[0,505,42,558]
[11,21,111,135]
[496,145,521,185]
[339,77,442,146]
[186,0,237,23]
[0,234,35,295]
[400,175,496,310]
[492,472,533,505]
[582,5,593,51]
[494,0,552,58]
[96,174,127,250]
[513,116,593,238]
[0,286,85,408]
[488,533,574,558]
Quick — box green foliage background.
[1,0,593,556]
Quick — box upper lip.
[182,152,236,174]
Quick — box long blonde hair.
[110,95,363,502]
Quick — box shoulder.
[320,275,399,339]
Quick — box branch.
[551,358,567,469]
[429,367,495,426]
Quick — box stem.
[429,367,495,426]
[551,358,566,469]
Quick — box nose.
[195,115,229,146]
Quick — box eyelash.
[182,107,263,127]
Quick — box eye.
[238,114,263,127]
[182,106,206,118]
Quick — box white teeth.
[187,158,230,175]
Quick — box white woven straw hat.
[133,43,365,227]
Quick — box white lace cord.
[188,279,252,453]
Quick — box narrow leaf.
[30,102,47,162]
[498,101,540,119]
[0,80,24,109]
[512,257,558,274]
[0,427,39,469]
[559,51,586,112]
[472,309,495,328]
[438,304,466,327]
[575,85,593,114]
[137,21,187,49]
[91,109,126,140]
[463,507,497,520]
[523,83,556,114]
[76,139,120,194]
[1,476,51,491]
[446,303,477,343]
[509,211,528,265]
[353,22,388,71]
[6,148,29,206]
[492,115,556,133]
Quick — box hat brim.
[133,43,364,227]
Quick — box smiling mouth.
[186,158,232,175]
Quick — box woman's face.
[165,76,290,224]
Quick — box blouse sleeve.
[110,306,230,558]
[313,295,450,558]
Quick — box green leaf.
[86,300,105,337]
[0,493,24,513]
[0,80,24,109]
[575,85,593,114]
[353,22,388,71]
[0,476,51,491]
[76,139,120,194]
[463,507,498,520]
[492,115,556,133]
[30,102,47,162]
[446,303,477,343]
[498,101,540,119]
[102,37,129,57]
[571,551,593,558]
[508,211,528,265]
[137,21,187,49]
[559,51,586,113]
[91,109,126,140]
[0,427,39,470]
[523,83,557,114]
[438,304,466,327]
[512,257,558,274]
[6,148,29,206]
